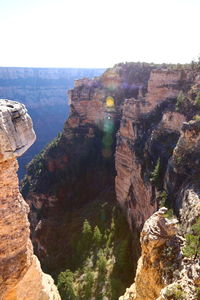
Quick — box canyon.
[0,67,104,178]
[1,62,200,299]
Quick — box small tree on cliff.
[183,219,200,259]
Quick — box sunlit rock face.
[0,99,36,162]
[21,64,200,299]
[146,69,184,107]
[119,208,178,300]
[119,67,200,299]
[22,64,154,273]
[115,69,185,230]
[0,99,60,300]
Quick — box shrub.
[164,209,174,219]
[183,219,200,259]
[159,190,168,207]
[164,284,186,299]
[195,287,200,300]
[193,114,200,121]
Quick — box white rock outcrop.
[0,99,36,162]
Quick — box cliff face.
[22,63,154,283]
[119,68,200,299]
[0,99,60,300]
[0,67,104,178]
[120,208,179,300]
[115,69,186,230]
[22,63,200,299]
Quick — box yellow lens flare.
[105,96,115,108]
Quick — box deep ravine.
[21,62,200,299]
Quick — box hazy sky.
[0,0,200,68]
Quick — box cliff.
[21,63,156,297]
[0,99,60,300]
[115,69,186,230]
[0,67,104,178]
[118,67,200,299]
[21,62,200,299]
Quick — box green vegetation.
[57,270,76,300]
[163,208,174,219]
[25,132,62,177]
[183,219,200,259]
[164,284,186,299]
[195,287,200,300]
[150,158,161,187]
[193,114,200,121]
[176,91,185,111]
[56,205,134,300]
[159,190,168,207]
[158,190,175,219]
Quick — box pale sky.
[0,0,199,68]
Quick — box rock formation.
[0,67,104,178]
[21,63,154,274]
[120,205,200,300]
[0,99,60,300]
[119,208,179,300]
[118,67,200,299]
[115,69,186,230]
[21,62,200,299]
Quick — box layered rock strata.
[0,99,60,300]
[120,206,200,300]
[115,69,186,230]
[22,63,154,273]
[119,69,200,299]
[119,208,178,300]
[22,64,200,298]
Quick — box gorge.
[0,67,104,179]
[1,62,200,299]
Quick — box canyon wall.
[118,67,200,299]
[22,63,200,299]
[0,99,60,300]
[21,63,154,281]
[0,67,104,178]
[115,69,186,230]
[120,118,200,299]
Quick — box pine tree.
[83,271,94,299]
[93,226,102,247]
[82,219,92,249]
[57,269,76,300]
